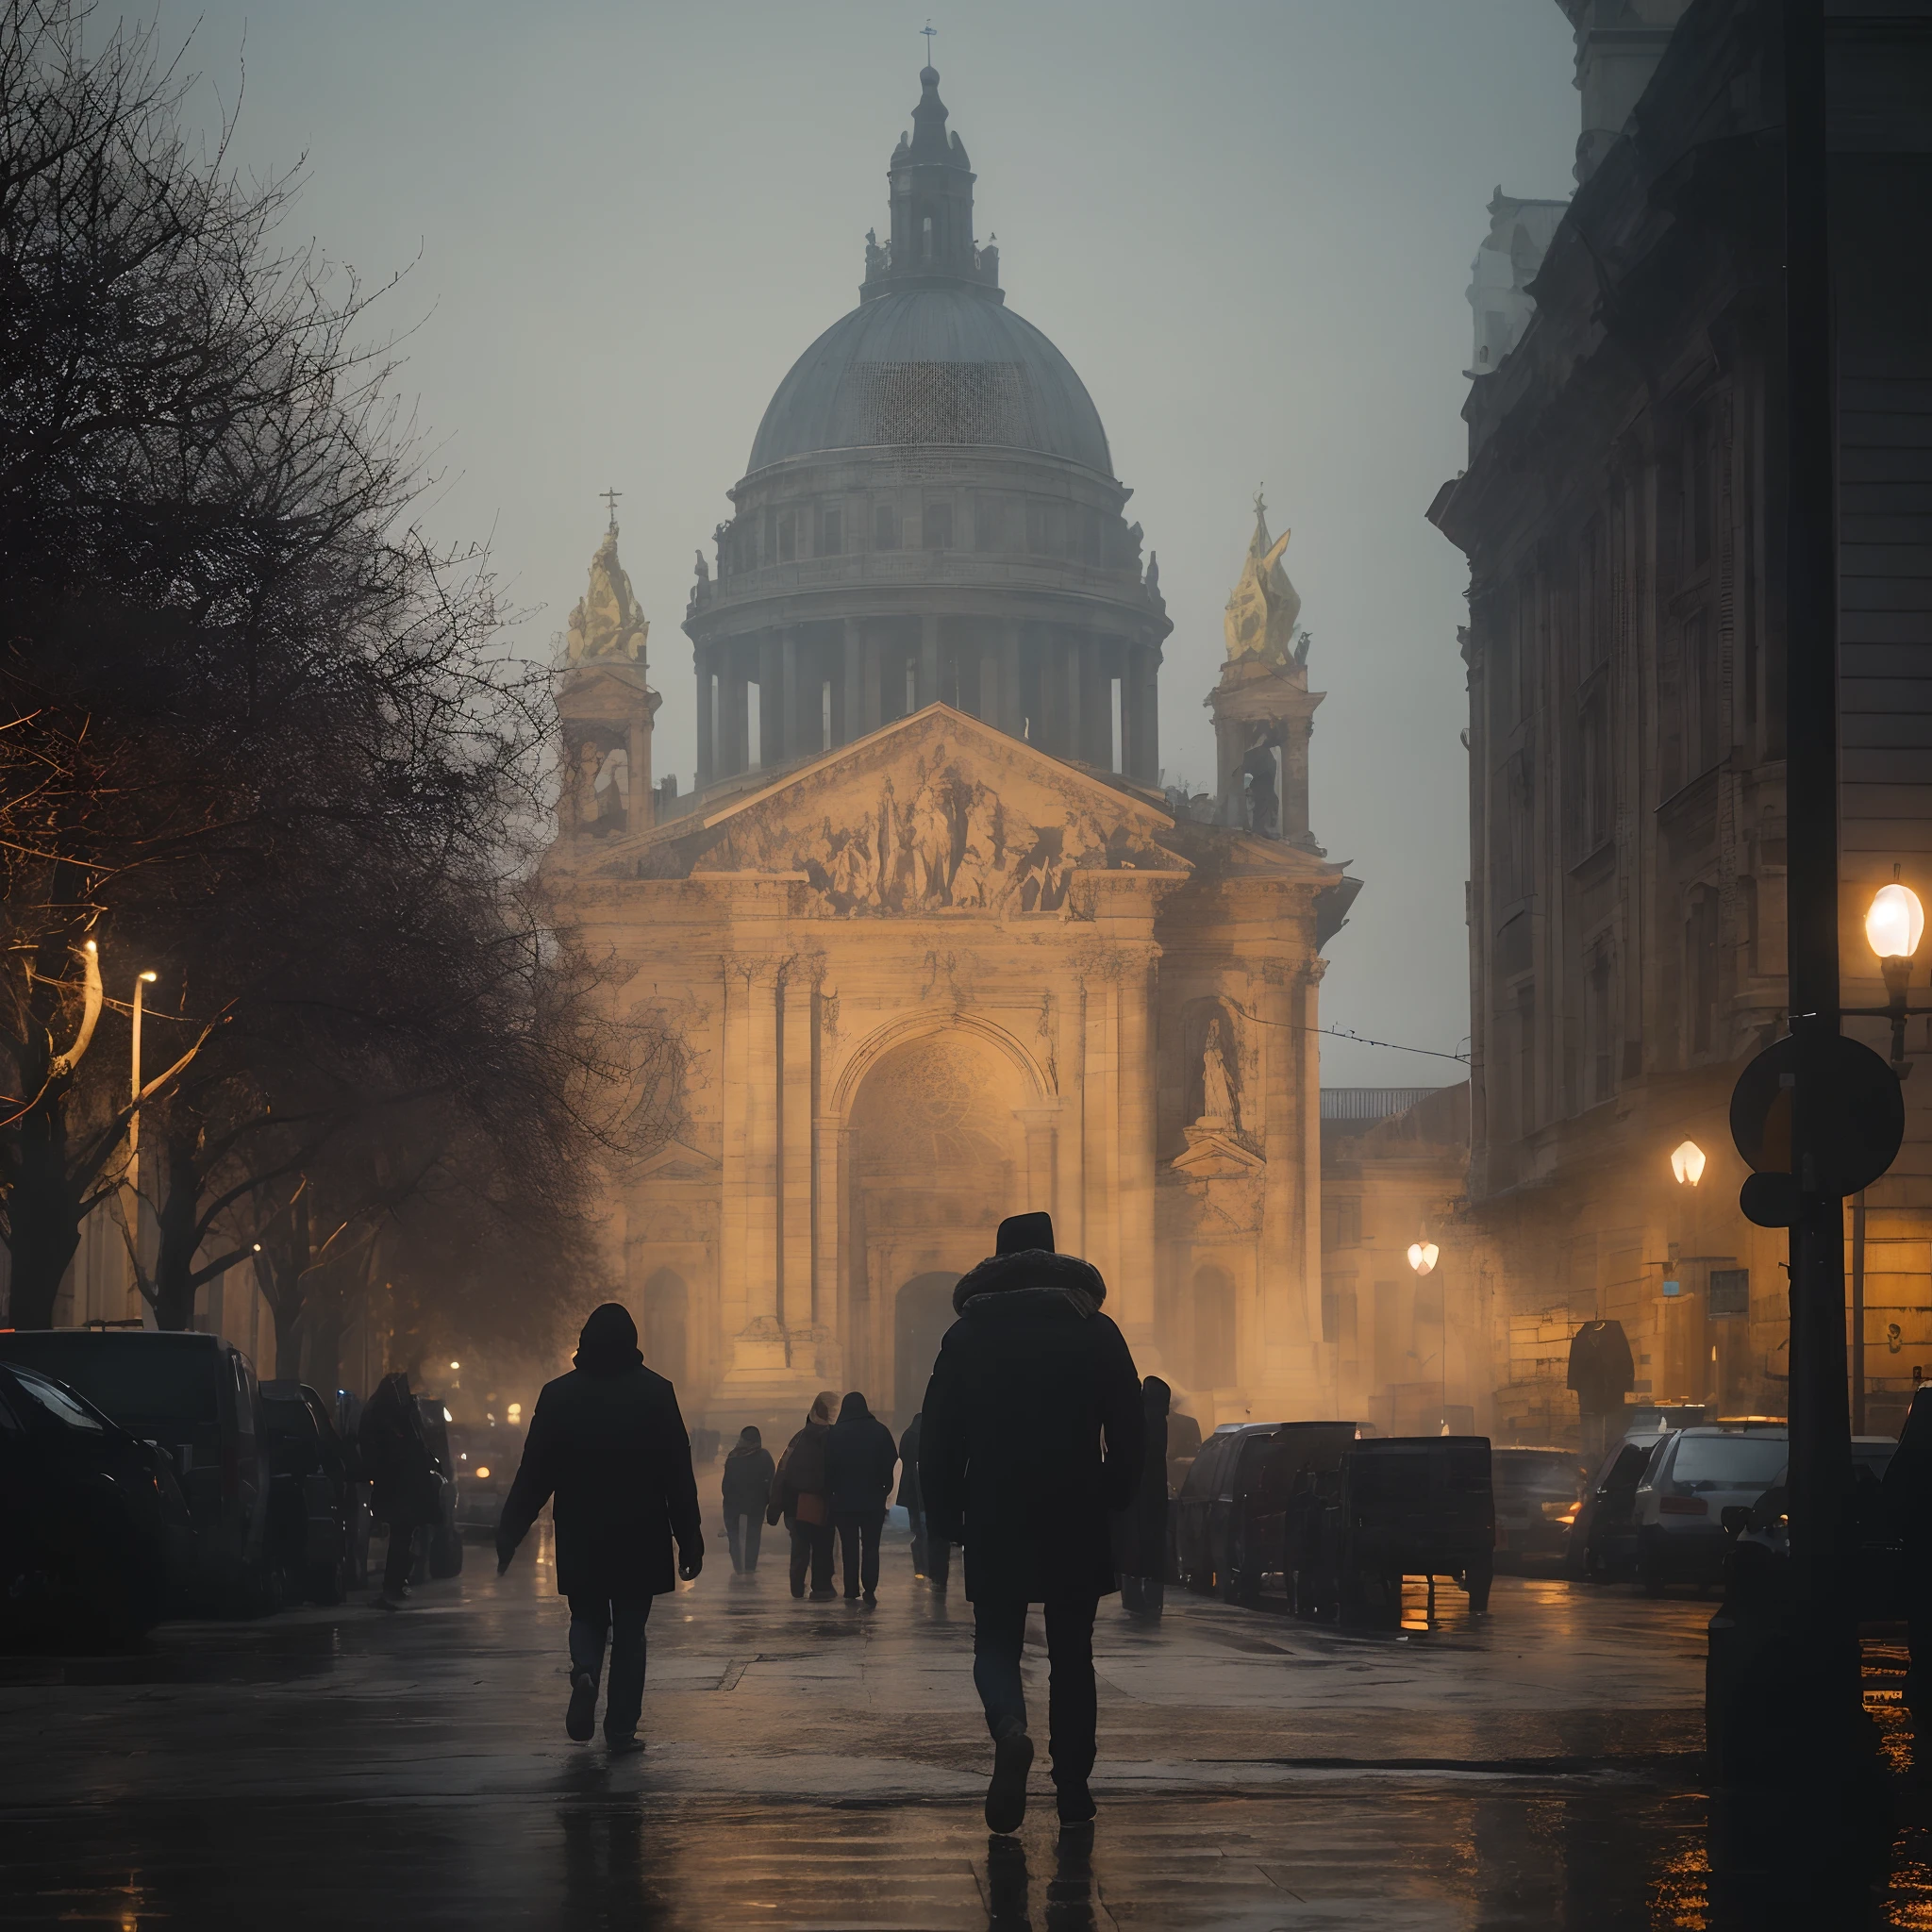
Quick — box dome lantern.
[862,66,1002,305]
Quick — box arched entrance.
[847,1026,1033,1416]
[894,1272,960,1425]
[641,1267,689,1386]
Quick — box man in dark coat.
[898,1412,929,1579]
[721,1425,775,1574]
[921,1210,1143,1833]
[496,1304,703,1751]
[767,1391,838,1599]
[825,1391,898,1604]
[1119,1376,1171,1619]
[358,1370,438,1610]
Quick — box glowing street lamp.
[1867,880,1925,1065]
[125,969,158,1310]
[1407,1241,1440,1276]
[1671,1139,1707,1187]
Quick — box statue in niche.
[1198,1014,1239,1130]
[1223,491,1302,669]
[1241,744,1279,838]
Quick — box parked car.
[260,1381,357,1604]
[413,1394,464,1579]
[1567,1424,1682,1581]
[1634,1424,1790,1592]
[1173,1423,1280,1598]
[447,1422,525,1537]
[0,1360,186,1648]
[1491,1447,1590,1572]
[0,1330,274,1612]
[1294,1436,1495,1626]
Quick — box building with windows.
[1428,0,1932,1438]
[543,67,1361,1436]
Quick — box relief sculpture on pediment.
[711,760,1118,917]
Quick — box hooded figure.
[920,1210,1143,1834]
[722,1425,775,1574]
[496,1303,703,1751]
[825,1391,899,1603]
[358,1369,439,1609]
[1118,1377,1171,1619]
[769,1391,840,1599]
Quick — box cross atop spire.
[921,18,937,63]
[601,487,623,534]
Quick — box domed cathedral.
[545,66,1361,1439]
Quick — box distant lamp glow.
[1407,1241,1440,1276]
[474,1467,490,1481]
[507,1403,523,1424]
[1671,1140,1707,1187]
[449,1360,460,1371]
[1867,882,1925,960]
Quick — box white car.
[1633,1424,1790,1592]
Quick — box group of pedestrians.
[488,1206,1156,1835]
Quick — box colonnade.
[694,615,1162,791]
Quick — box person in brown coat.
[767,1391,838,1599]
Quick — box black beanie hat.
[996,1211,1055,1256]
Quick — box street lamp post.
[125,970,157,1321]
[1407,1240,1443,1429]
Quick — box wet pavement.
[3,1533,1930,1928]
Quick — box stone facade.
[543,67,1360,1435]
[1429,0,1932,1441]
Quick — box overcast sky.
[145,0,1579,1084]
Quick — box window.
[1686,889,1720,1058]
[777,509,795,562]
[924,500,953,550]
[1684,612,1720,777]
[1110,676,1123,774]
[762,509,777,564]
[974,495,1006,552]
[1590,952,1613,1105]
[821,680,832,752]
[820,504,842,556]
[874,502,900,551]
[922,213,933,261]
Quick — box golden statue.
[567,524,649,666]
[1222,489,1302,667]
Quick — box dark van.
[1174,1424,1280,1599]
[0,1330,274,1611]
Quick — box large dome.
[747,288,1114,478]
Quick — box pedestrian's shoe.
[843,1590,860,1601]
[1056,1780,1097,1827]
[374,1593,403,1612]
[862,1591,877,1607]
[565,1670,598,1742]
[808,1590,838,1601]
[984,1720,1033,1834]
[605,1732,645,1757]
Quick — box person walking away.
[496,1304,703,1753]
[1165,1405,1203,1500]
[826,1391,898,1603]
[1118,1377,1171,1620]
[922,1210,1143,1833]
[899,1412,927,1578]
[768,1391,838,1599]
[359,1370,439,1610]
[722,1425,774,1575]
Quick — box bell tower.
[1208,495,1324,847]
[557,516,660,842]
[861,66,1003,303]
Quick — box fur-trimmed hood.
[952,1248,1108,1316]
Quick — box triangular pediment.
[657,706,1187,916]
[636,1137,719,1183]
[1172,1124,1265,1178]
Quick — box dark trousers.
[725,1511,763,1572]
[972,1594,1101,1786]
[788,1517,835,1597]
[928,1532,953,1592]
[908,1506,928,1576]
[381,1524,418,1597]
[837,1508,885,1597]
[567,1592,653,1741]
[1121,1573,1164,1618]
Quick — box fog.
[146,0,1579,1083]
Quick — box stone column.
[863,625,884,733]
[758,633,783,769]
[1282,717,1313,843]
[696,647,715,791]
[1014,1105,1061,1227]
[1080,966,1120,1294]
[919,613,941,710]
[1058,986,1085,1257]
[627,712,652,832]
[1136,646,1161,784]
[719,961,753,1335]
[1001,620,1024,739]
[978,622,1001,727]
[779,966,814,1335]
[1080,635,1108,768]
[1115,941,1159,1347]
[744,962,781,1326]
[724,649,750,777]
[780,626,801,762]
[841,619,862,745]
[813,1116,847,1346]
